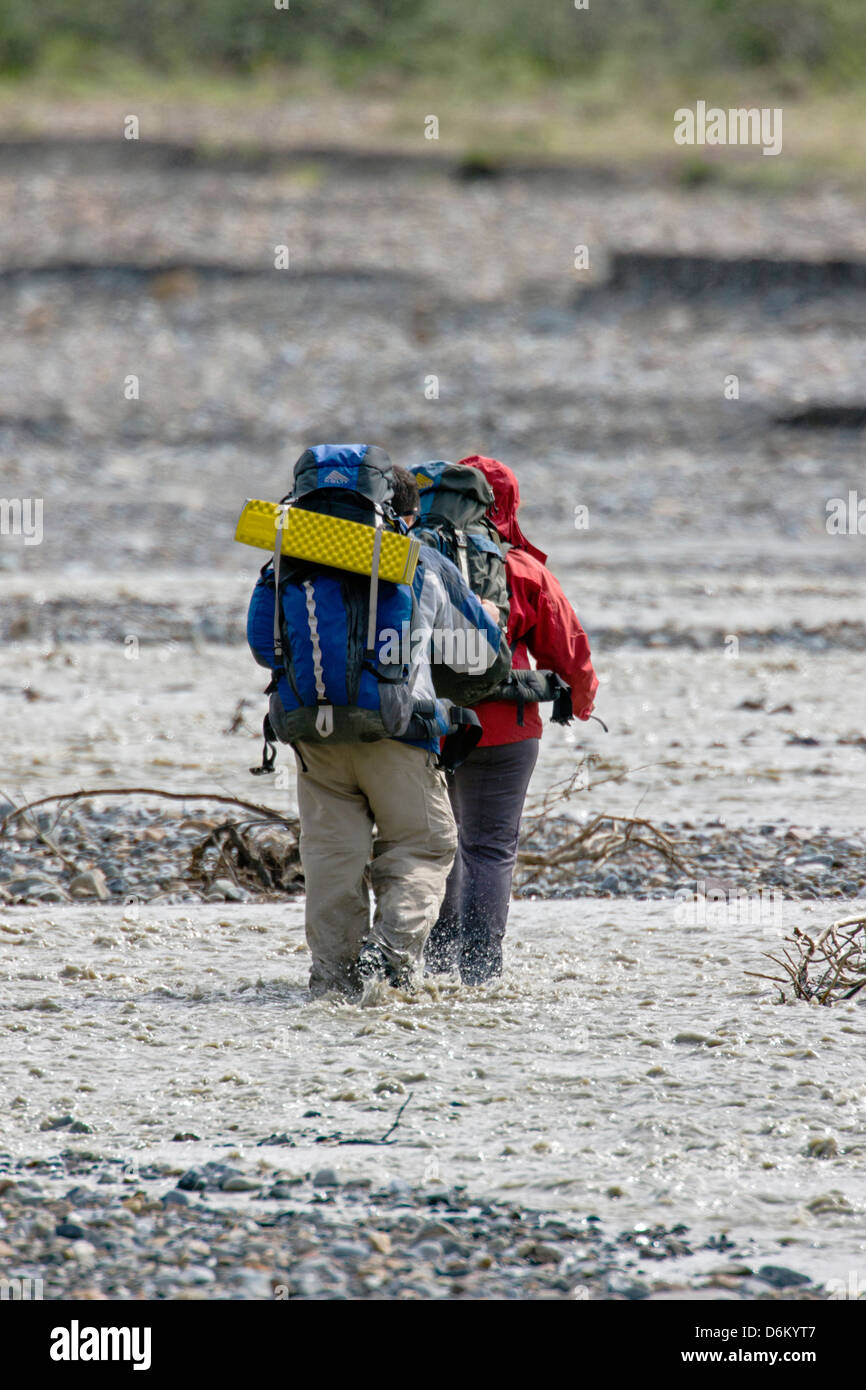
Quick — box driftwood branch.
[0,786,295,837]
[514,758,693,893]
[188,817,302,893]
[517,812,691,886]
[314,1092,414,1147]
[748,913,866,1005]
[0,787,83,874]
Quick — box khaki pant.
[295,739,458,995]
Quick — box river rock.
[69,869,110,900]
[804,1135,838,1159]
[56,1220,87,1239]
[221,1175,261,1193]
[177,1169,207,1192]
[207,879,248,902]
[329,1240,368,1260]
[755,1265,811,1289]
[606,1271,651,1299]
[312,1168,340,1189]
[162,1189,191,1206]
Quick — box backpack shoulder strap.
[272,504,289,661]
[451,527,471,584]
[365,516,385,659]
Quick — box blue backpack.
[246,444,479,771]
[247,564,439,744]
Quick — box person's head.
[391,465,420,525]
[458,454,548,564]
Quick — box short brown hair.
[391,465,420,519]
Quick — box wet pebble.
[312,1168,340,1189]
[162,1189,191,1207]
[221,1175,261,1193]
[755,1265,812,1289]
[69,869,110,901]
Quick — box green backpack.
[410,461,510,630]
[411,460,578,727]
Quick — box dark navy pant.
[426,739,540,983]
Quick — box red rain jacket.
[459,455,599,748]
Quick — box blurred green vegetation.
[1,0,863,184]
[0,0,863,89]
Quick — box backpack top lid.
[411,460,494,529]
[292,444,394,508]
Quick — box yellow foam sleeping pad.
[234,498,421,585]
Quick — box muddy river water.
[2,893,864,1290]
[1,145,865,1295]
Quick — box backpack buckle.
[250,715,278,774]
[315,704,334,737]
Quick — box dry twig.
[747,913,866,1005]
[517,809,691,887]
[0,787,294,837]
[189,818,302,894]
[315,1092,414,1146]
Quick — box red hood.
[458,455,547,564]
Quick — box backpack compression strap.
[273,501,335,737]
[302,580,334,737]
